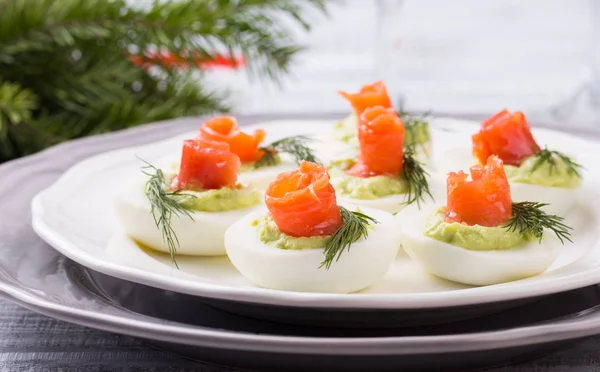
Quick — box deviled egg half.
[225,161,401,293]
[327,106,439,214]
[167,116,320,191]
[328,80,433,165]
[398,155,571,286]
[114,138,262,257]
[439,109,583,215]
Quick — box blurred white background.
[201,0,597,123]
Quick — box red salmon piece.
[174,139,240,190]
[199,116,266,163]
[346,106,405,178]
[472,109,541,167]
[265,161,342,237]
[445,155,512,227]
[338,81,393,117]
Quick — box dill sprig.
[320,207,379,270]
[397,108,432,149]
[531,146,583,178]
[401,146,434,207]
[254,135,320,168]
[141,160,195,268]
[503,201,572,244]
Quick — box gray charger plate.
[4,113,600,372]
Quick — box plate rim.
[3,262,600,356]
[30,116,600,310]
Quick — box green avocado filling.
[252,215,329,250]
[328,159,408,200]
[332,113,431,147]
[424,207,536,251]
[504,155,581,189]
[168,183,261,212]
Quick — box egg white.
[224,206,401,293]
[510,183,580,216]
[332,174,446,215]
[396,203,561,286]
[335,194,408,215]
[434,146,473,178]
[435,146,580,216]
[237,153,297,191]
[313,132,358,165]
[113,175,262,256]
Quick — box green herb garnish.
[320,207,378,270]
[398,107,432,148]
[254,135,320,168]
[141,160,195,268]
[531,146,583,178]
[402,146,434,207]
[503,201,572,244]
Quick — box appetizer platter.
[7,117,600,371]
[32,81,600,317]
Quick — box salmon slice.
[199,116,266,163]
[265,161,342,237]
[445,155,512,227]
[472,109,541,167]
[338,81,393,117]
[346,106,405,178]
[174,139,240,190]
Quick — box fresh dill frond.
[254,147,279,168]
[503,201,572,244]
[531,146,583,179]
[397,108,432,157]
[254,135,320,169]
[141,160,195,268]
[401,146,434,207]
[320,207,379,270]
[404,117,431,141]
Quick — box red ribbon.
[130,51,245,71]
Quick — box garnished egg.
[397,203,561,286]
[327,105,439,214]
[114,138,262,256]
[398,155,566,286]
[225,206,400,293]
[114,176,262,256]
[225,161,401,293]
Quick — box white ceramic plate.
[31,118,600,309]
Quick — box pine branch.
[0,0,327,81]
[0,0,328,162]
[0,80,37,131]
[0,81,38,160]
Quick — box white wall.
[135,0,596,118]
